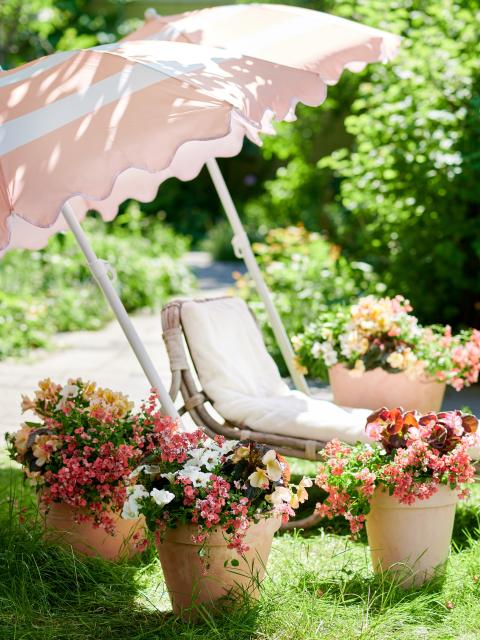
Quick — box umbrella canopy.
[124,3,400,84]
[120,4,400,394]
[0,39,327,253]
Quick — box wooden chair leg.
[280,510,323,531]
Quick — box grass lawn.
[2,449,480,640]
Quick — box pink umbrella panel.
[0,39,328,252]
[125,3,400,83]
[0,37,338,415]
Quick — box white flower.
[311,341,322,359]
[129,464,161,479]
[121,484,149,519]
[321,342,338,366]
[291,335,302,351]
[262,449,282,482]
[150,488,175,508]
[177,466,212,488]
[185,448,220,471]
[249,467,270,489]
[56,384,80,410]
[161,472,176,484]
[60,384,79,399]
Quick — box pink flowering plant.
[123,400,310,556]
[293,295,480,390]
[316,408,479,536]
[5,378,172,534]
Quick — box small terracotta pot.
[40,500,145,561]
[366,485,457,587]
[328,364,446,414]
[156,515,281,620]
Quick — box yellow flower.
[349,360,366,378]
[266,486,292,505]
[83,381,97,398]
[248,467,270,489]
[359,338,370,355]
[297,477,313,504]
[35,378,61,404]
[386,351,405,370]
[293,356,308,375]
[21,395,36,413]
[262,449,282,482]
[232,445,250,463]
[289,494,299,509]
[32,435,61,467]
[14,424,33,457]
[89,387,134,419]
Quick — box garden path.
[1,252,479,440]
[0,253,243,440]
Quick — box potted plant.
[315,407,479,587]
[293,295,480,413]
[5,379,170,560]
[122,404,310,619]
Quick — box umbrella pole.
[61,203,180,419]
[206,158,310,394]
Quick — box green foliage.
[201,219,239,262]
[0,0,130,69]
[237,226,385,374]
[0,209,195,358]
[252,0,480,328]
[322,0,480,327]
[0,293,51,358]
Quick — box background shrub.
[237,226,385,374]
[0,207,195,358]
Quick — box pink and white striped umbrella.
[0,39,327,252]
[125,3,400,84]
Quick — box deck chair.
[161,296,372,529]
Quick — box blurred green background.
[1,0,479,359]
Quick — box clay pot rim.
[329,363,444,387]
[369,484,458,511]
[159,514,282,546]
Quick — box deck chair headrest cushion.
[180,296,289,402]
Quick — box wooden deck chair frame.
[161,297,325,529]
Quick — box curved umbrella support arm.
[206,158,310,395]
[61,203,180,420]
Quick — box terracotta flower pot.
[366,485,457,587]
[156,515,281,620]
[328,364,446,414]
[40,500,145,561]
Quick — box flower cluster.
[316,408,479,536]
[6,379,173,534]
[293,295,480,389]
[123,417,310,557]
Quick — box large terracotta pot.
[366,485,457,588]
[328,364,446,413]
[40,500,145,561]
[156,515,281,620]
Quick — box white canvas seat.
[161,296,372,458]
